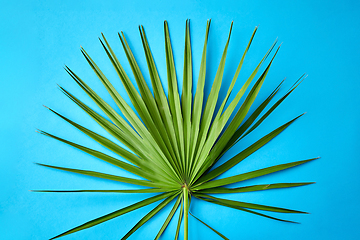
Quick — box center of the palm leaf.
[182,183,190,191]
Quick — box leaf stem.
[183,186,189,240]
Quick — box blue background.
[1,0,360,239]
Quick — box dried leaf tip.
[297,112,307,118]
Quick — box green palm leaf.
[175,197,184,240]
[121,193,179,240]
[36,163,159,188]
[199,197,299,224]
[31,189,166,193]
[50,191,176,239]
[197,182,315,194]
[194,158,318,190]
[195,113,306,185]
[37,20,316,239]
[155,194,183,240]
[189,212,229,240]
[194,194,307,214]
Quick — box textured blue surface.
[1,0,360,239]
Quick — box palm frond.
[37,20,316,239]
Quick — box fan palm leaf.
[35,19,316,239]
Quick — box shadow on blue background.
[1,0,359,239]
